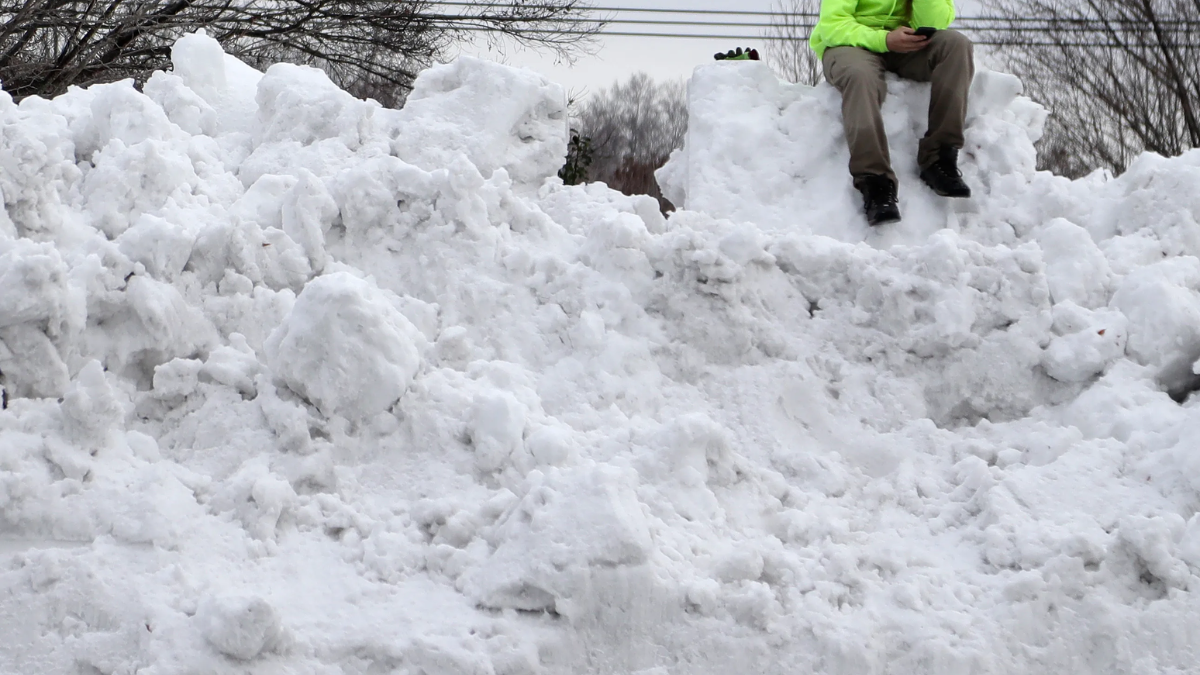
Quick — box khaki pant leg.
[886,30,975,169]
[822,46,893,183]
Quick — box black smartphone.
[914,27,937,38]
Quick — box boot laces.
[934,149,962,178]
[866,177,896,208]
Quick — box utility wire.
[428,2,814,15]
[419,2,1200,43]
[443,24,1189,45]
[424,16,1200,38]
[425,17,1200,31]
[420,13,1200,29]
[424,1,1200,24]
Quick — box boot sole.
[920,172,971,198]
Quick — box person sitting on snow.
[810,0,974,226]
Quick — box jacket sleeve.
[911,0,956,30]
[818,0,890,53]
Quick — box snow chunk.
[152,357,202,398]
[170,30,262,135]
[392,57,568,186]
[230,173,295,230]
[113,275,218,374]
[0,238,74,332]
[71,80,181,160]
[0,238,77,398]
[1119,515,1191,591]
[1110,258,1200,393]
[81,136,200,238]
[201,333,262,397]
[255,62,377,149]
[468,391,528,473]
[657,412,737,486]
[1041,305,1128,382]
[61,360,124,442]
[463,464,652,613]
[209,458,296,540]
[264,272,424,419]
[0,93,81,238]
[196,594,286,660]
[1036,218,1111,307]
[117,213,197,281]
[965,69,1025,121]
[281,170,335,274]
[143,70,219,137]
[1181,515,1200,571]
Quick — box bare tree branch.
[0,0,601,106]
[985,0,1200,177]
[764,0,822,86]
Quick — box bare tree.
[765,0,823,86]
[986,0,1200,177]
[575,72,687,210]
[0,1,599,107]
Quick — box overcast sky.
[456,0,993,97]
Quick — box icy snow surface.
[3,31,1200,674]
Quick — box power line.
[422,13,1200,30]
[420,13,781,27]
[421,15,1200,32]
[428,2,812,16]
[423,1,1200,25]
[445,24,1189,46]
[421,15,1200,38]
[421,16,1200,32]
[417,2,1200,44]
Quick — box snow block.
[168,30,263,135]
[1042,304,1128,383]
[61,360,124,441]
[255,62,378,149]
[391,56,569,186]
[468,391,528,473]
[196,594,286,660]
[462,464,652,614]
[0,238,77,398]
[1035,218,1111,308]
[264,272,424,419]
[1111,257,1200,394]
[0,95,81,237]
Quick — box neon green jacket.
[810,0,956,58]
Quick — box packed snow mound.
[658,62,1200,251]
[2,33,1200,675]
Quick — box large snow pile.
[2,32,1200,674]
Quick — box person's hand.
[886,27,930,53]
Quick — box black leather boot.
[855,174,901,226]
[919,147,972,198]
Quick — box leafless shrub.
[576,72,687,211]
[764,0,822,86]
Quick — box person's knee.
[932,29,973,56]
[826,49,881,77]
[840,76,886,104]
[829,61,885,96]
